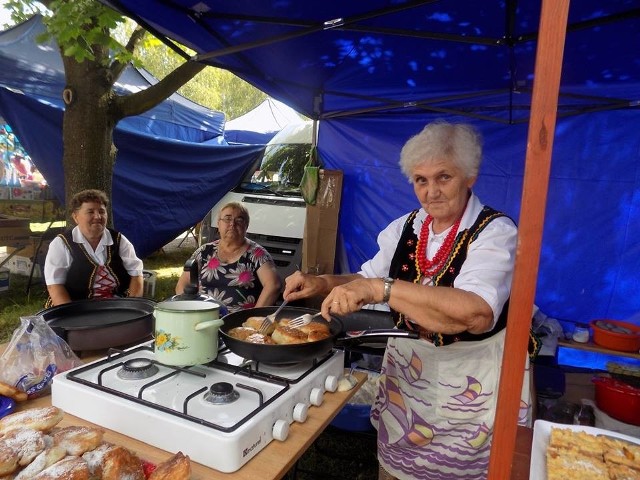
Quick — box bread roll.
[307,329,331,342]
[0,382,28,402]
[82,442,144,480]
[228,326,258,340]
[271,326,308,345]
[300,321,330,335]
[0,406,64,435]
[14,445,67,480]
[244,333,276,344]
[148,451,191,480]
[0,428,46,466]
[32,456,90,480]
[0,444,18,476]
[51,425,105,456]
[243,316,275,335]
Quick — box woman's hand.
[321,277,381,317]
[283,271,329,302]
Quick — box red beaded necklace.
[415,214,462,277]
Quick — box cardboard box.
[0,267,9,292]
[302,170,343,275]
[0,227,31,248]
[0,214,30,228]
[6,254,40,278]
[9,187,36,200]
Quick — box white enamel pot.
[153,300,224,366]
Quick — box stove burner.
[204,382,240,405]
[117,358,160,380]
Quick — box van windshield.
[240,142,312,196]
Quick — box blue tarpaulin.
[100,0,640,326]
[0,15,266,257]
[2,4,640,329]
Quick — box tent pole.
[487,0,570,478]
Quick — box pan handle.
[336,329,419,346]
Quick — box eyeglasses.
[219,216,247,226]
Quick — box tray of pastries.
[531,419,640,480]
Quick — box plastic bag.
[0,315,83,398]
[299,146,320,205]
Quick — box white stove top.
[51,342,346,473]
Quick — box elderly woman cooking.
[176,201,281,313]
[44,189,144,306]
[284,121,532,480]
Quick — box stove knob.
[272,419,289,441]
[310,387,324,406]
[325,375,339,392]
[293,402,309,422]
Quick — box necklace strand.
[415,215,462,277]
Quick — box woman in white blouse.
[284,121,531,480]
[44,189,143,306]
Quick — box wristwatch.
[382,277,394,303]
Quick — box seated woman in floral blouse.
[175,202,281,313]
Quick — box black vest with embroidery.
[388,206,511,346]
[58,228,130,301]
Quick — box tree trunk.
[61,54,118,225]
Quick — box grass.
[0,243,193,343]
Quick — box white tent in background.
[224,98,304,144]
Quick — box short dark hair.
[70,189,109,211]
[218,202,250,223]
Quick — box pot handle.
[194,319,225,331]
[336,329,420,345]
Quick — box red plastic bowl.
[593,376,640,426]
[589,319,640,352]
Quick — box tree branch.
[113,60,208,119]
[111,25,146,80]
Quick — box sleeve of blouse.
[454,216,518,329]
[118,234,144,276]
[44,236,71,285]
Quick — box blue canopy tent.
[101,0,640,325]
[0,15,266,257]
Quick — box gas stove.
[51,342,346,473]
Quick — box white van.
[199,121,313,281]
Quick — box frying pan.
[37,298,156,352]
[220,306,418,364]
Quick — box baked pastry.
[51,425,105,456]
[82,442,144,480]
[299,321,330,335]
[244,332,276,344]
[228,326,258,340]
[243,316,275,335]
[148,451,191,480]
[272,326,308,344]
[0,444,18,476]
[0,406,64,434]
[306,328,331,342]
[0,427,46,466]
[14,445,67,480]
[32,456,90,480]
[0,382,28,403]
[546,427,640,480]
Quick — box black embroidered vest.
[57,228,130,301]
[388,206,511,346]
